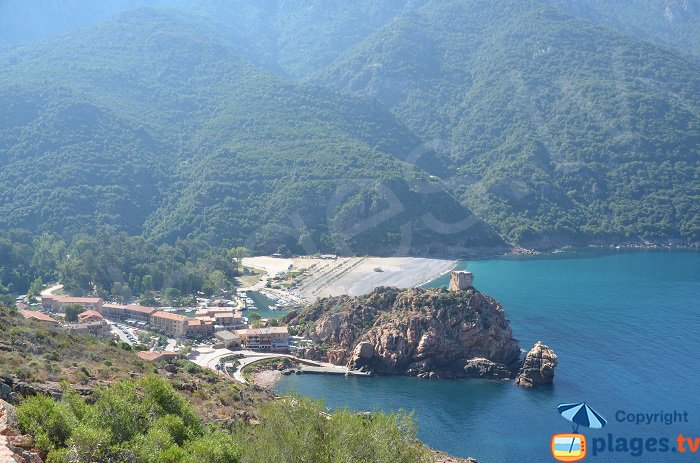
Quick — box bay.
[276,250,700,462]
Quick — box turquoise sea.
[276,250,700,462]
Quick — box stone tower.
[448,270,473,291]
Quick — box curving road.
[190,347,346,383]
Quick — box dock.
[283,365,373,377]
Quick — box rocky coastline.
[284,283,557,386]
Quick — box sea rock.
[463,358,514,379]
[289,287,522,378]
[515,341,558,388]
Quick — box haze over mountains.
[0,0,698,255]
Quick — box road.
[190,347,347,383]
[40,284,63,297]
[108,321,134,345]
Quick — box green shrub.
[16,395,76,452]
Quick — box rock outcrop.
[515,341,558,388]
[287,287,522,379]
[0,376,93,405]
[463,358,514,380]
[0,399,44,463]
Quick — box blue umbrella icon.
[558,402,607,452]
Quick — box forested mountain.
[543,0,700,59]
[0,0,698,289]
[0,0,418,78]
[317,0,700,246]
[0,8,503,259]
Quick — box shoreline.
[242,244,699,307]
[241,256,459,303]
[251,369,284,389]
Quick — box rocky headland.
[285,282,557,385]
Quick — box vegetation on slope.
[543,0,700,58]
[0,228,244,301]
[0,0,697,297]
[0,7,502,259]
[317,0,700,246]
[0,307,432,463]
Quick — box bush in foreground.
[17,376,430,463]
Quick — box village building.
[77,310,104,324]
[68,320,111,337]
[186,318,214,338]
[194,308,245,330]
[41,296,103,313]
[150,311,188,338]
[213,330,241,349]
[235,326,289,351]
[99,303,156,325]
[18,310,58,325]
[99,303,127,319]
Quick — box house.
[68,320,111,337]
[235,326,289,351]
[41,296,103,313]
[77,310,104,324]
[214,330,241,349]
[150,311,188,338]
[137,351,179,362]
[18,310,58,325]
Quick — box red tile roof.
[125,304,158,315]
[19,310,58,323]
[151,311,188,322]
[78,310,104,321]
[42,296,102,304]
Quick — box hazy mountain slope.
[0,0,418,79]
[0,8,504,256]
[317,0,700,246]
[543,0,700,59]
[0,0,199,46]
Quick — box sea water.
[276,250,700,462]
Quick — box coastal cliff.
[285,286,523,379]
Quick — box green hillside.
[543,0,700,59]
[0,8,503,258]
[0,0,698,273]
[316,0,700,246]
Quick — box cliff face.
[286,287,522,379]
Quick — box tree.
[142,274,154,292]
[226,247,251,271]
[203,270,227,296]
[31,233,66,280]
[64,304,85,323]
[27,277,43,300]
[162,288,182,306]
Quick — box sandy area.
[242,256,457,302]
[252,369,283,389]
